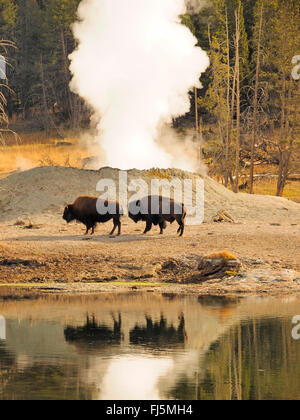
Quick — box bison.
[63,196,123,236]
[128,195,186,237]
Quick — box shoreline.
[1,277,300,299]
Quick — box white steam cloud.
[70,0,209,171]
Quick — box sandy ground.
[0,166,300,297]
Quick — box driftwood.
[213,210,235,223]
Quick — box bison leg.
[110,217,121,236]
[83,218,94,236]
[84,222,95,235]
[110,224,117,236]
[117,219,121,236]
[159,221,167,235]
[177,222,185,237]
[143,220,153,234]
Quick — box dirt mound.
[0,166,299,223]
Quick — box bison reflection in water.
[64,314,123,349]
[130,314,187,349]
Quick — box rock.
[252,259,263,265]
[160,259,182,273]
[197,251,242,280]
[278,269,299,282]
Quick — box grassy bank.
[0,136,91,173]
[251,179,300,203]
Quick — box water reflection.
[130,314,187,349]
[0,292,299,400]
[65,314,123,350]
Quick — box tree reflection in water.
[0,341,95,400]
[162,318,300,401]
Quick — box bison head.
[128,212,142,224]
[63,205,75,223]
[128,199,143,223]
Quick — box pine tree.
[0,1,17,141]
[42,0,81,128]
[261,0,300,196]
[0,0,17,40]
[13,0,43,119]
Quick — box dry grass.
[252,179,300,203]
[0,137,91,174]
[203,251,238,261]
[146,168,172,179]
[2,130,48,146]
[236,164,300,203]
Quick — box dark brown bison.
[128,195,186,237]
[63,196,123,236]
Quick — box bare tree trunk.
[208,23,227,180]
[60,28,75,128]
[230,38,237,191]
[195,87,199,133]
[276,61,295,196]
[199,116,203,162]
[234,6,241,194]
[276,148,292,196]
[225,8,231,188]
[40,58,50,139]
[40,56,65,140]
[276,82,298,196]
[250,1,264,194]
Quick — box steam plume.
[70,0,209,170]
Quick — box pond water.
[0,291,299,400]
